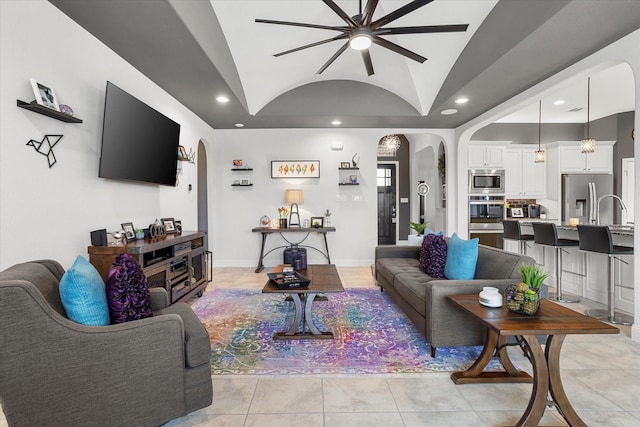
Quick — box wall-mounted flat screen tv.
[99,81,180,186]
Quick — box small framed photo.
[310,217,324,228]
[161,217,177,234]
[511,208,524,218]
[349,175,358,184]
[30,78,60,111]
[178,145,188,158]
[233,159,243,168]
[175,220,182,234]
[340,162,351,168]
[121,222,135,241]
[240,178,251,185]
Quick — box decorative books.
[267,272,310,290]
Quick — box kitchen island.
[504,220,634,316]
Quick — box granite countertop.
[517,219,634,236]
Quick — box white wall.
[0,1,216,270]
[209,129,384,267]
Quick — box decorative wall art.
[26,134,63,167]
[271,160,320,178]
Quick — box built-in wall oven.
[468,195,505,249]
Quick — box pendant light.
[534,100,546,163]
[581,77,595,153]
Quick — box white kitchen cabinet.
[559,142,613,173]
[504,147,546,198]
[468,145,505,168]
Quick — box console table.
[88,231,208,304]
[251,227,336,273]
[448,295,618,427]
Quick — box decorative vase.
[279,218,288,228]
[407,234,424,246]
[324,217,331,227]
[135,232,145,240]
[505,284,540,315]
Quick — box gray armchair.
[0,260,212,427]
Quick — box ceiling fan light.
[581,138,595,153]
[350,33,371,50]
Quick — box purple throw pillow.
[419,234,448,278]
[106,253,153,324]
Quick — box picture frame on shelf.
[240,178,251,185]
[340,162,351,168]
[310,217,324,228]
[121,222,135,242]
[233,159,243,168]
[271,160,320,178]
[349,175,358,184]
[30,78,60,111]
[511,208,524,218]
[175,220,182,234]
[178,145,188,159]
[161,217,177,234]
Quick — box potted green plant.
[408,221,428,246]
[506,264,549,315]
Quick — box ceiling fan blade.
[371,0,433,29]
[376,24,469,35]
[274,34,348,57]
[256,18,348,33]
[317,41,349,74]
[361,49,375,76]
[372,36,427,63]
[322,0,357,27]
[362,0,379,25]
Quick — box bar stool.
[577,224,634,325]
[503,220,534,255]
[532,223,581,303]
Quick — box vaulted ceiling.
[49,0,640,129]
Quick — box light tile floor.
[3,267,639,427]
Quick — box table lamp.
[285,189,303,227]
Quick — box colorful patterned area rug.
[191,288,505,375]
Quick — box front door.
[377,164,396,244]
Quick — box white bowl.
[479,287,503,308]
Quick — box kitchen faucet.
[595,194,626,225]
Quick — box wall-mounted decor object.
[30,78,60,111]
[161,217,177,234]
[26,134,63,167]
[271,160,320,178]
[340,162,351,168]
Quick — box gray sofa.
[0,260,213,427]
[375,244,536,357]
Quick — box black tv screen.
[99,81,180,186]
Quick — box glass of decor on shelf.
[278,207,289,228]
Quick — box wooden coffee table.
[262,264,344,340]
[448,294,619,427]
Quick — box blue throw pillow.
[59,256,110,326]
[444,233,479,280]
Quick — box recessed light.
[553,100,565,105]
[234,123,244,128]
[455,97,469,104]
[331,120,342,125]
[441,109,458,115]
[216,95,230,103]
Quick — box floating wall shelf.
[17,100,83,123]
[338,183,360,186]
[231,168,253,171]
[231,183,253,187]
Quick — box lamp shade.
[285,189,304,204]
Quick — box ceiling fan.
[256,0,469,76]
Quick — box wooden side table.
[448,295,618,427]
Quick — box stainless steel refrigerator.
[561,174,614,225]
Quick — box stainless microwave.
[468,169,505,194]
